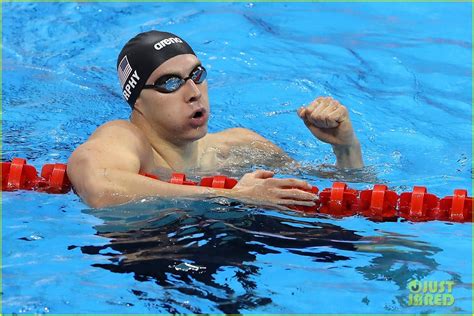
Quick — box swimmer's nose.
[184,78,202,103]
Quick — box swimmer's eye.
[190,65,207,84]
[143,65,207,94]
[160,77,183,92]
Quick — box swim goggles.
[142,65,207,93]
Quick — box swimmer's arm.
[68,146,312,209]
[213,128,373,183]
[331,141,363,169]
[68,162,240,208]
[297,97,364,169]
[218,128,363,170]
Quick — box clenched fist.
[297,96,357,147]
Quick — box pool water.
[2,2,472,314]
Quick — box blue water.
[2,2,472,314]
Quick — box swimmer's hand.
[297,96,356,146]
[297,96,363,168]
[229,170,317,210]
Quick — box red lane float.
[200,175,238,189]
[399,186,439,222]
[1,158,71,193]
[439,189,472,222]
[359,184,398,221]
[319,182,358,217]
[169,173,198,186]
[39,163,71,193]
[1,158,472,223]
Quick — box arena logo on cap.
[154,37,183,51]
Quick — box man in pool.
[67,30,363,208]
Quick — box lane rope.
[2,158,471,223]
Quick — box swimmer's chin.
[191,121,209,133]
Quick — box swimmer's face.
[135,54,210,143]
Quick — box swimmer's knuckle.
[305,192,316,199]
[289,188,300,195]
[266,178,276,185]
[288,179,299,185]
[295,189,307,196]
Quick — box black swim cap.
[116,30,196,108]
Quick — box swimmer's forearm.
[78,168,237,208]
[332,139,363,169]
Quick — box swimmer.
[67,30,363,208]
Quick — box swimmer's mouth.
[190,108,206,119]
[193,111,203,118]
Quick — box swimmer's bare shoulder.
[67,120,154,191]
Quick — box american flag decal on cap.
[118,55,133,88]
